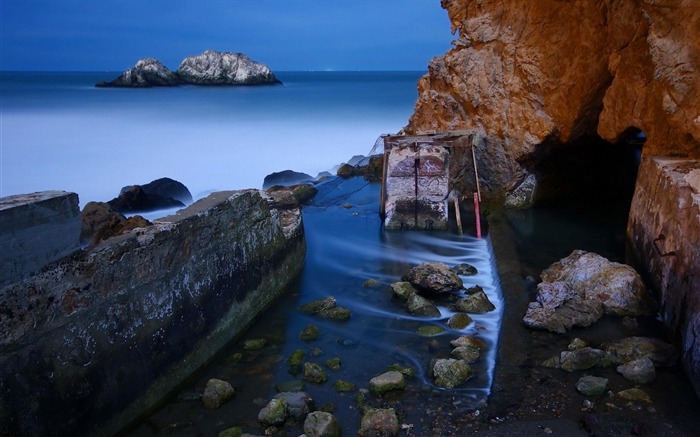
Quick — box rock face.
[177,50,281,85]
[0,189,305,436]
[405,0,700,203]
[96,58,182,87]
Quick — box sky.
[0,0,454,71]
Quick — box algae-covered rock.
[218,427,243,437]
[417,325,444,336]
[358,407,399,437]
[300,323,320,342]
[603,336,679,367]
[451,346,480,363]
[334,380,357,392]
[300,296,337,314]
[317,306,351,321]
[258,397,288,425]
[387,363,417,377]
[303,411,342,437]
[390,281,418,300]
[325,357,342,370]
[273,391,314,420]
[407,293,441,317]
[560,348,611,372]
[453,290,496,314]
[433,358,472,388]
[617,387,652,404]
[303,362,328,384]
[243,338,267,351]
[369,371,405,395]
[286,349,305,375]
[201,378,235,409]
[446,313,473,329]
[450,336,486,350]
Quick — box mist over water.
[1,71,423,205]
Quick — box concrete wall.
[627,156,700,397]
[0,191,81,288]
[0,189,305,436]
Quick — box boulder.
[406,293,441,317]
[576,376,608,397]
[286,349,305,375]
[263,170,314,189]
[453,289,496,314]
[616,357,656,384]
[300,323,319,342]
[602,336,679,367]
[141,177,193,205]
[177,50,281,85]
[369,371,405,395]
[432,358,472,388]
[95,58,182,87]
[107,185,184,214]
[358,408,399,437]
[201,378,235,409]
[540,250,656,316]
[258,397,288,426]
[273,391,314,420]
[402,262,463,294]
[522,281,604,333]
[303,411,342,437]
[80,201,152,246]
[336,155,384,181]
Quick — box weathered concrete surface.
[0,189,305,436]
[0,191,81,288]
[626,156,700,397]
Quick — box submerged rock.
[286,349,305,375]
[453,289,496,313]
[602,336,679,367]
[452,263,478,276]
[560,347,611,372]
[390,281,418,300]
[95,58,182,87]
[407,293,441,317]
[446,313,473,329]
[273,391,314,420]
[201,378,235,409]
[258,397,288,425]
[358,408,399,437]
[177,50,281,85]
[403,262,463,294]
[304,411,342,437]
[617,388,652,404]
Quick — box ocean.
[0,71,424,205]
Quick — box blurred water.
[0,71,423,205]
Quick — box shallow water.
[130,177,503,436]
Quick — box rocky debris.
[336,155,384,182]
[406,293,441,317]
[358,407,400,437]
[304,411,342,437]
[523,281,604,333]
[95,58,182,87]
[177,50,280,85]
[432,358,472,388]
[453,289,496,313]
[299,296,351,321]
[576,376,608,397]
[540,250,656,316]
[369,371,405,395]
[616,357,656,384]
[273,391,314,420]
[263,170,314,189]
[80,201,151,246]
[303,362,328,384]
[258,397,288,426]
[602,336,679,367]
[201,378,235,409]
[390,281,418,300]
[446,313,473,329]
[560,348,611,372]
[452,263,478,276]
[402,262,463,294]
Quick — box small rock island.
[96,50,281,87]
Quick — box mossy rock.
[300,323,319,342]
[417,325,444,336]
[333,379,357,392]
[303,362,328,384]
[286,349,305,375]
[317,307,351,321]
[446,313,473,329]
[243,338,267,351]
[325,357,342,370]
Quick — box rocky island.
[96,50,281,87]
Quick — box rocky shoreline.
[96,50,281,88]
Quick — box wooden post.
[473,192,481,239]
[454,197,463,236]
[472,145,481,202]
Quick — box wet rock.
[291,184,318,204]
[433,358,472,388]
[464,284,484,295]
[303,411,342,437]
[602,336,679,367]
[258,397,288,426]
[303,362,328,384]
[363,278,378,287]
[446,313,473,329]
[218,427,242,437]
[358,407,399,437]
[286,349,305,375]
[452,262,478,276]
[369,371,405,395]
[317,307,351,321]
[403,262,464,294]
[417,326,444,336]
[201,378,235,409]
[451,346,480,363]
[523,281,604,333]
[325,357,341,370]
[617,388,652,404]
[108,184,184,214]
[453,290,496,313]
[275,380,304,392]
[387,364,417,377]
[616,357,656,384]
[243,338,267,351]
[300,324,319,342]
[560,348,611,372]
[262,170,314,189]
[300,296,337,314]
[273,391,314,420]
[540,250,656,316]
[95,58,182,87]
[576,375,608,396]
[333,380,357,392]
[390,281,418,300]
[450,336,487,349]
[177,50,281,85]
[541,355,561,369]
[407,293,441,317]
[568,338,589,350]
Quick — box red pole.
[473,192,481,239]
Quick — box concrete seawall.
[627,156,700,398]
[0,189,306,435]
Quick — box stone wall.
[627,156,700,397]
[0,189,306,436]
[0,191,81,288]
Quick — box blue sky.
[1,0,453,71]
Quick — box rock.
[602,336,679,367]
[616,357,656,384]
[108,185,184,214]
[286,349,305,375]
[560,348,611,372]
[275,380,304,392]
[417,326,444,336]
[262,170,314,189]
[387,364,417,378]
[452,263,478,276]
[300,324,319,342]
[243,338,266,350]
[273,391,314,420]
[453,290,496,313]
[369,371,405,395]
[300,296,337,314]
[325,357,341,370]
[358,408,400,437]
[433,358,472,388]
[141,177,193,205]
[406,293,441,317]
[317,307,351,321]
[522,281,604,333]
[451,346,480,363]
[333,380,356,392]
[336,155,384,182]
[576,376,608,396]
[568,338,589,350]
[291,184,318,204]
[80,201,152,246]
[616,388,652,404]
[403,262,463,294]
[257,397,288,425]
[450,336,486,349]
[95,58,182,87]
[303,362,328,384]
[540,250,655,316]
[303,411,342,437]
[177,50,281,85]
[218,427,243,437]
[390,281,418,300]
[201,378,235,409]
[446,313,473,329]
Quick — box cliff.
[0,189,305,435]
[405,0,700,203]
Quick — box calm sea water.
[0,71,423,205]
